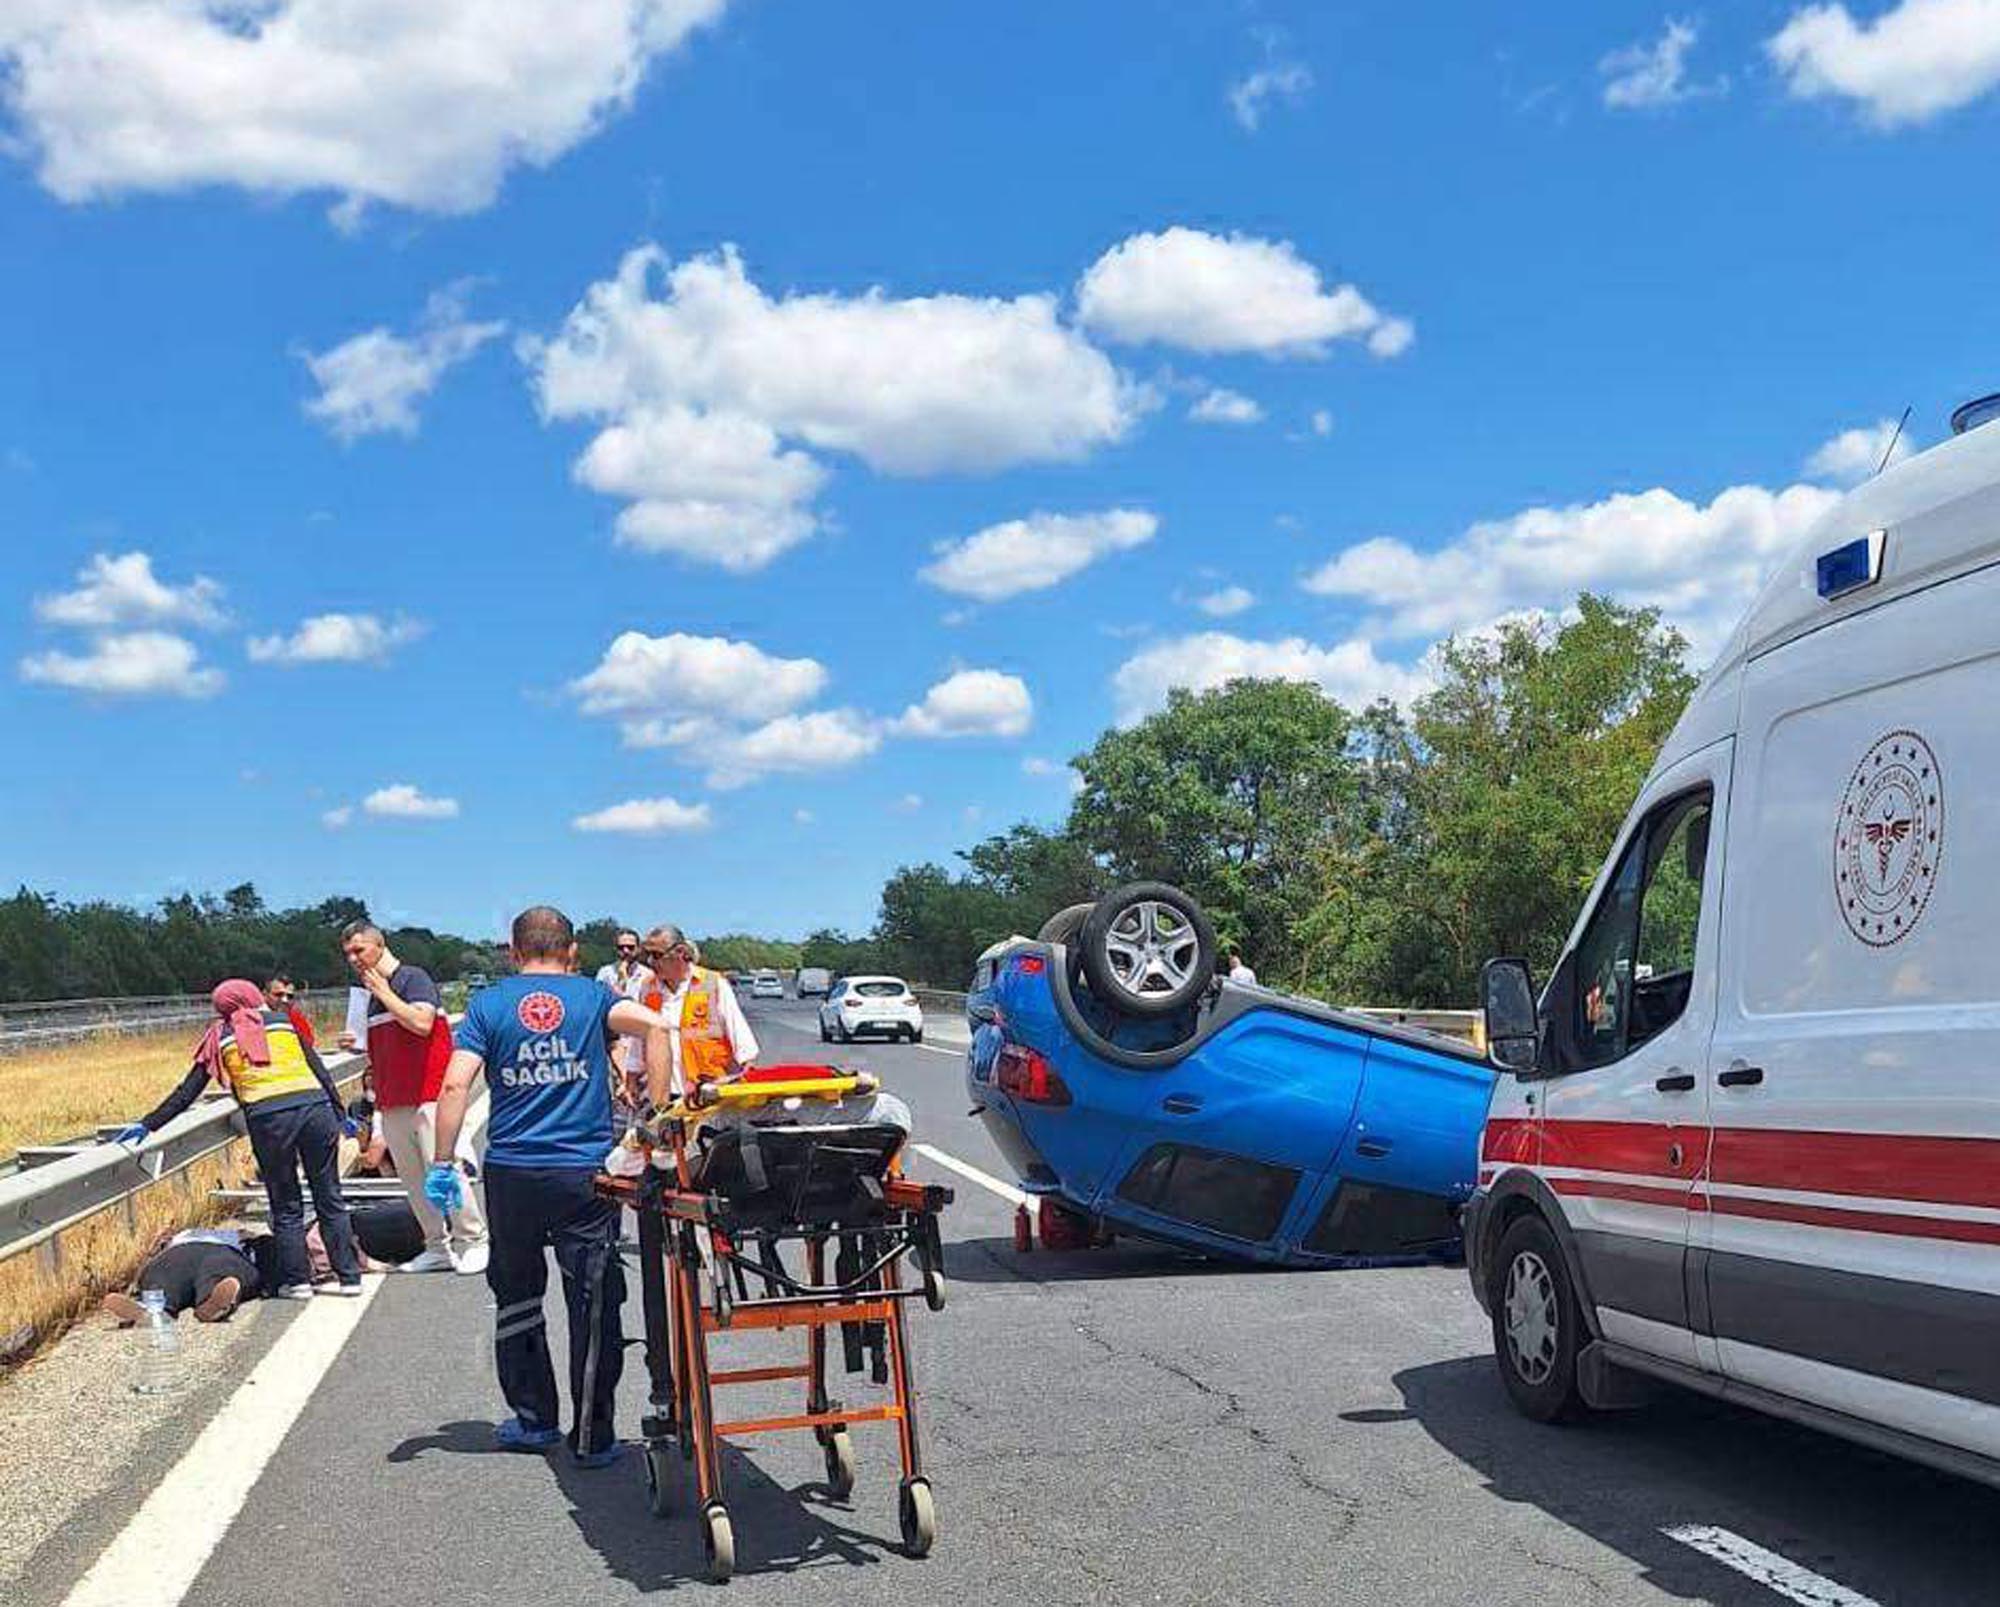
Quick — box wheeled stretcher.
[598,1066,952,1582]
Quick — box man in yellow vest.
[637,924,759,1109]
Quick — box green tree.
[1070,678,1362,969]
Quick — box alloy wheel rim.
[1102,900,1199,998]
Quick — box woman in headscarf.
[108,980,363,1300]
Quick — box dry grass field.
[0,1001,345,1163]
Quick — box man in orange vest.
[637,924,759,1109]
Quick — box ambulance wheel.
[823,1428,857,1498]
[701,1504,735,1582]
[1492,1214,1587,1423]
[644,1444,673,1516]
[898,1477,936,1558]
[922,1265,947,1312]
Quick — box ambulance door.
[1539,741,1728,1369]
[1707,562,2000,1459]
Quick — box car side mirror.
[967,998,999,1026]
[1480,957,1541,1076]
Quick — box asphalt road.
[23,999,2000,1606]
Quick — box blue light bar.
[1817,528,1886,600]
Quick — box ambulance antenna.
[1875,406,1911,476]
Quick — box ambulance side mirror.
[1481,957,1541,1076]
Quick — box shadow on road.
[387,1420,907,1589]
[945,1234,1458,1286]
[1385,1356,1997,1606]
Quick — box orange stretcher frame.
[598,1071,951,1583]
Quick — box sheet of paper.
[344,986,370,1046]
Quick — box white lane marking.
[911,1142,1034,1210]
[63,1278,385,1607]
[1663,1526,1880,1607]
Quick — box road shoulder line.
[1663,1524,1880,1606]
[60,1277,385,1607]
[911,1141,1034,1209]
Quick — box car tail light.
[844,996,863,1010]
[996,1044,1071,1106]
[1014,955,1046,976]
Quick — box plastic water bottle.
[133,1289,182,1395]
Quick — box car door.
[1539,741,1728,1370]
[1705,561,2000,1459]
[1100,1005,1369,1256]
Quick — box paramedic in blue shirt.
[427,904,670,1464]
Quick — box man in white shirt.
[595,929,655,1100]
[1226,951,1258,986]
[640,923,758,1099]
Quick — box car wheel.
[1036,902,1095,945]
[1491,1214,1588,1423]
[911,1027,924,1044]
[1078,881,1216,1019]
[818,1018,830,1042]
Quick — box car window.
[1571,787,1712,1070]
[855,981,905,997]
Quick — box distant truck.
[795,967,833,998]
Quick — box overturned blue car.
[964,883,1493,1266]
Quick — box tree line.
[1,594,1691,1009]
[811,595,1696,1006]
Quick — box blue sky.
[4,1,1998,941]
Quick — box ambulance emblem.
[1834,730,1942,948]
[517,990,566,1033]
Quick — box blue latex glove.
[340,1116,364,1140]
[109,1122,149,1148]
[424,1163,464,1215]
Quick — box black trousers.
[246,1101,360,1290]
[140,1241,262,1314]
[484,1164,625,1454]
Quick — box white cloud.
[1302,481,1842,655]
[894,669,1034,739]
[573,796,712,834]
[247,612,424,665]
[1768,0,2000,126]
[1195,584,1255,617]
[1111,632,1432,724]
[302,285,503,440]
[896,793,924,812]
[920,509,1157,601]
[1310,409,1335,437]
[1805,418,1912,484]
[362,783,458,820]
[1600,18,1725,109]
[705,709,882,790]
[1022,755,1059,776]
[1228,53,1313,131]
[0,1,728,218]
[793,807,815,825]
[529,244,1145,568]
[19,630,224,698]
[1188,387,1263,425]
[570,631,827,726]
[322,806,354,830]
[35,551,225,629]
[1077,228,1411,359]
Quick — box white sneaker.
[325,1282,365,1297]
[395,1249,455,1274]
[275,1284,316,1301]
[453,1243,490,1276]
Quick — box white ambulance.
[1467,395,2000,1488]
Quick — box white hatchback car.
[819,976,925,1044]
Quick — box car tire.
[1491,1214,1588,1423]
[911,1027,924,1044]
[1078,881,1216,1019]
[1036,902,1095,945]
[818,1018,830,1043]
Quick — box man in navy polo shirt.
[430,905,670,1464]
